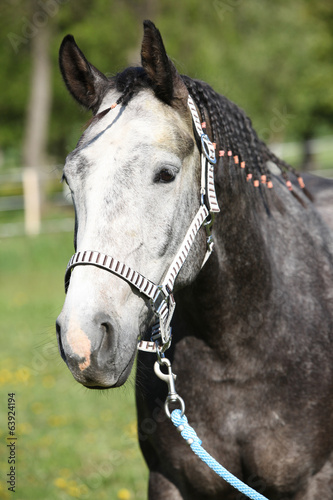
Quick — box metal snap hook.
[154,358,185,418]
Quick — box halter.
[64,94,220,354]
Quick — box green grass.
[0,233,148,500]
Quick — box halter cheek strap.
[187,95,220,213]
[64,94,219,353]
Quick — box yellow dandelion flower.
[0,369,13,385]
[15,367,32,384]
[67,484,81,497]
[48,415,68,427]
[78,484,89,496]
[117,488,131,500]
[17,422,32,435]
[54,477,68,489]
[126,421,138,439]
[65,480,85,498]
[0,483,10,499]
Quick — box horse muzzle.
[55,311,136,388]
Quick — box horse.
[56,20,333,499]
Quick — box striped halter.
[64,94,220,355]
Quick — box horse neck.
[174,160,333,370]
[175,171,272,356]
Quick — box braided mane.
[90,66,312,204]
[181,76,312,204]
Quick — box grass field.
[0,232,148,500]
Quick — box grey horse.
[56,21,333,499]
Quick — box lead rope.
[154,358,269,500]
[170,409,268,500]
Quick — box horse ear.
[141,20,187,105]
[59,35,109,112]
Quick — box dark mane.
[87,66,312,204]
[181,75,313,204]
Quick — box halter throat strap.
[64,94,219,353]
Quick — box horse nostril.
[56,319,67,363]
[101,322,111,335]
[97,321,116,365]
[100,322,113,349]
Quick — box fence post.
[23,167,41,236]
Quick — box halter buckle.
[151,321,172,348]
[150,287,174,346]
[151,288,168,315]
[201,133,216,164]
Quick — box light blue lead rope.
[171,409,268,500]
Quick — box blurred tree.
[0,1,31,164]
[23,1,53,234]
[23,7,51,171]
[0,0,332,168]
[203,0,333,167]
[48,0,140,159]
[298,0,333,168]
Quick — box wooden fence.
[0,136,332,237]
[0,166,74,237]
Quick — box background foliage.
[0,2,332,499]
[0,0,333,166]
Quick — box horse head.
[56,21,208,388]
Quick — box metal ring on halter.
[155,337,172,363]
[201,134,216,164]
[165,394,185,419]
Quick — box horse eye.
[157,169,176,183]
